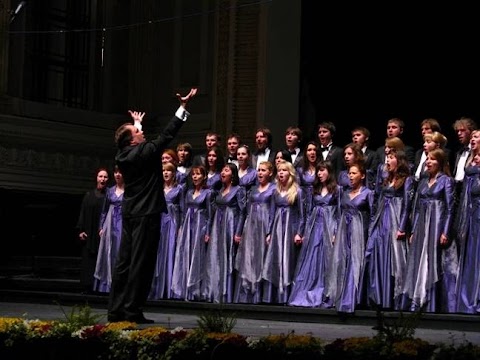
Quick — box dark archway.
[299,2,480,152]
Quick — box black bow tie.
[228,156,237,161]
[289,150,296,155]
[320,146,330,151]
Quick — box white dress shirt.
[256,148,271,169]
[455,146,471,182]
[415,152,427,181]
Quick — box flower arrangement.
[249,330,324,359]
[1,306,480,360]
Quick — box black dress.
[76,188,106,293]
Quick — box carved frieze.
[0,112,116,193]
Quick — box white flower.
[171,326,184,334]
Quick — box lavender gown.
[207,172,221,191]
[239,167,257,192]
[374,164,388,199]
[234,182,276,303]
[337,170,351,189]
[149,184,185,299]
[326,186,374,313]
[176,171,188,185]
[171,188,213,300]
[297,167,315,214]
[338,169,371,190]
[456,166,480,313]
[288,186,340,307]
[94,186,123,293]
[202,186,246,303]
[364,177,414,310]
[262,188,306,304]
[402,173,457,313]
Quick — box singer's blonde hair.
[275,160,299,205]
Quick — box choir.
[92,118,480,315]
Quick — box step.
[0,256,80,279]
[1,289,479,333]
[0,275,82,293]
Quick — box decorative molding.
[0,145,114,194]
[0,111,116,194]
[213,0,267,148]
[0,0,10,95]
[0,145,111,175]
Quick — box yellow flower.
[104,321,137,332]
[0,318,23,332]
[135,326,168,339]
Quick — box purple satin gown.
[149,184,185,299]
[262,188,306,304]
[234,182,275,303]
[288,186,340,307]
[202,186,246,303]
[94,186,123,293]
[402,173,456,313]
[326,186,374,313]
[171,188,213,300]
[365,177,414,310]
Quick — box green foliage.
[2,303,480,360]
[250,330,324,359]
[323,337,436,360]
[161,329,209,360]
[57,302,105,331]
[162,330,250,360]
[196,308,237,334]
[373,307,423,343]
[433,341,480,360]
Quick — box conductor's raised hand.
[128,110,145,124]
[176,88,198,108]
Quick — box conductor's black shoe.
[126,315,154,324]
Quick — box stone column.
[264,0,301,150]
[0,0,10,96]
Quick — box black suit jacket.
[192,152,207,167]
[364,148,379,171]
[116,115,184,217]
[252,147,276,169]
[376,144,415,165]
[283,148,303,168]
[364,148,379,189]
[323,145,345,179]
[414,148,423,170]
[293,151,304,168]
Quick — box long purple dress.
[262,188,306,304]
[364,177,414,310]
[206,172,221,191]
[456,166,480,313]
[326,186,374,313]
[176,170,188,185]
[234,182,276,303]
[288,186,340,307]
[239,167,257,192]
[402,172,456,313]
[374,163,388,197]
[171,188,213,300]
[337,170,351,189]
[296,167,315,214]
[94,186,123,293]
[338,169,371,190]
[149,184,185,299]
[202,186,246,303]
